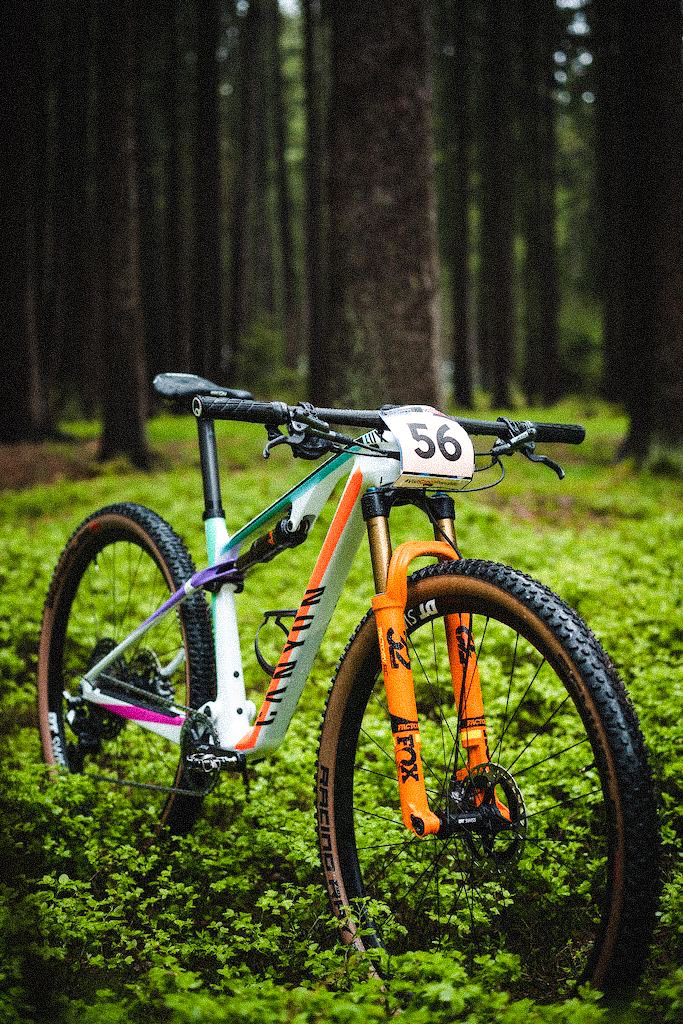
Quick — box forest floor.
[1,402,681,1023]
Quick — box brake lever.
[263,426,289,459]
[491,419,565,479]
[262,423,334,461]
[520,445,565,480]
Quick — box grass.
[0,402,681,1023]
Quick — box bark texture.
[97,0,149,468]
[193,0,223,379]
[227,1,260,381]
[323,2,441,408]
[594,1,683,458]
[271,0,301,369]
[520,0,561,404]
[440,0,474,408]
[164,0,193,372]
[0,3,49,441]
[302,0,327,401]
[478,0,516,407]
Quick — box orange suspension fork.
[431,515,491,779]
[371,540,490,837]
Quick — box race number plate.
[379,406,475,489]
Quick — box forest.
[2,0,681,464]
[1,1,682,1023]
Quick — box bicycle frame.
[80,435,400,757]
[79,420,491,836]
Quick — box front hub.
[439,762,527,864]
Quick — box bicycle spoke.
[505,694,570,773]
[525,786,603,821]
[490,630,519,765]
[513,738,590,778]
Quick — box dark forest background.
[1,0,681,468]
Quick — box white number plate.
[379,406,475,489]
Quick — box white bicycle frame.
[79,434,401,761]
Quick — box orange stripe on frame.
[235,468,364,751]
[307,468,363,593]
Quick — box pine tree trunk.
[227,1,259,382]
[193,0,223,380]
[592,2,629,404]
[324,1,441,408]
[520,0,561,404]
[252,53,276,319]
[615,1,683,457]
[271,0,301,370]
[302,0,327,401]
[136,6,169,386]
[54,0,97,417]
[440,0,474,409]
[33,8,56,423]
[478,0,516,408]
[97,0,149,468]
[164,0,193,373]
[0,4,49,442]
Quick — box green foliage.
[0,407,681,1022]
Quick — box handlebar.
[191,396,585,446]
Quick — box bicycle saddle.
[153,373,253,412]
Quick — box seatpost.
[197,418,225,520]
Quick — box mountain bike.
[37,372,660,999]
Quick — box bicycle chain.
[68,669,220,797]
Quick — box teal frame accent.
[220,449,354,556]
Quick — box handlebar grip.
[531,422,586,444]
[455,417,585,444]
[192,396,289,425]
[310,407,385,429]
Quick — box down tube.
[235,469,368,758]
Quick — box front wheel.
[316,559,660,999]
[38,503,216,833]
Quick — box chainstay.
[82,771,214,798]
[71,670,213,731]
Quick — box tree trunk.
[302,0,327,401]
[135,6,170,386]
[520,0,561,404]
[54,0,97,418]
[271,0,301,370]
[478,0,516,408]
[613,2,683,458]
[324,2,441,408]
[0,4,50,442]
[227,1,259,382]
[193,0,223,380]
[440,0,474,409]
[164,0,193,373]
[96,0,150,468]
[592,3,629,404]
[252,52,276,319]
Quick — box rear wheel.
[316,560,660,999]
[38,503,216,833]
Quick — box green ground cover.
[1,403,681,1023]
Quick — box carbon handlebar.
[192,396,585,445]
